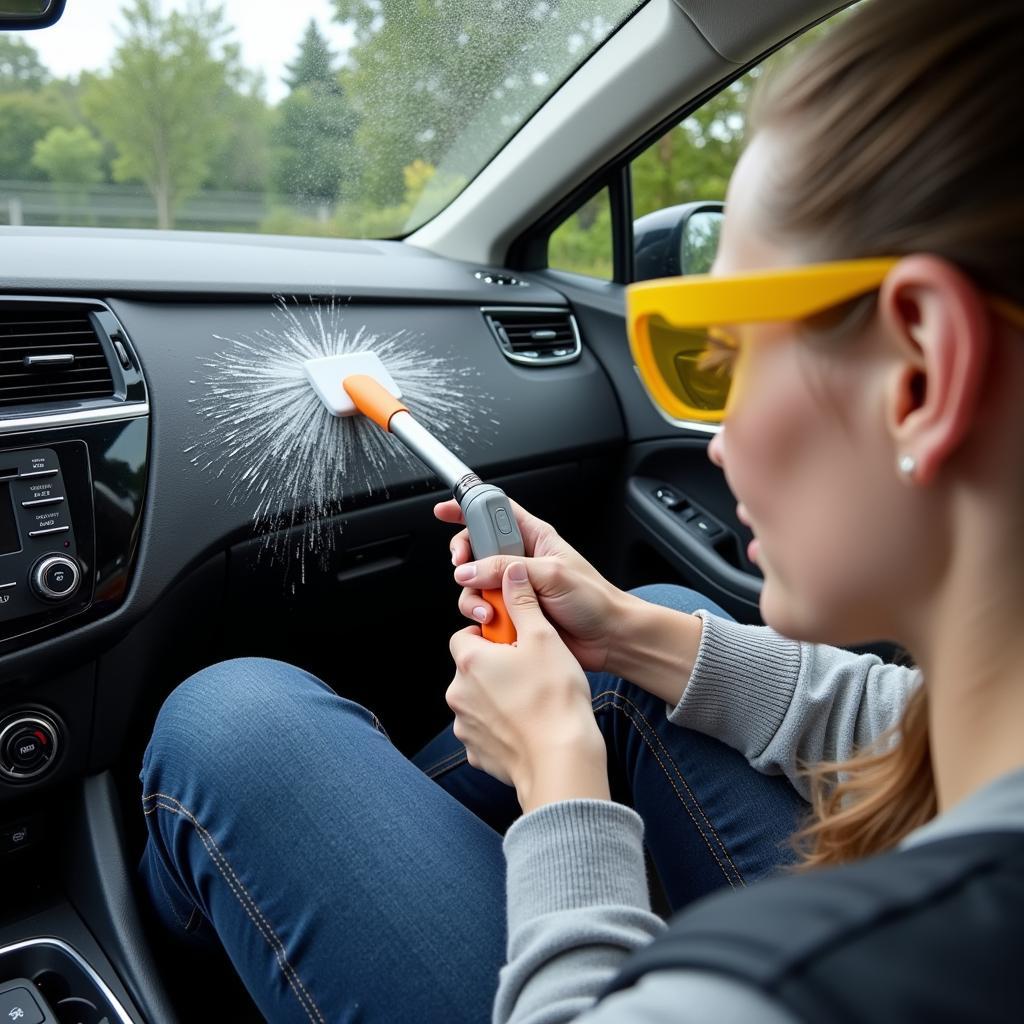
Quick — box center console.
[0,301,159,1022]
[0,939,134,1024]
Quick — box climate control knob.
[30,555,81,602]
[0,712,60,782]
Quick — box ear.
[879,255,992,485]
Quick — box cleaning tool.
[304,352,525,643]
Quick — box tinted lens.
[645,315,734,418]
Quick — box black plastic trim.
[611,165,635,285]
[62,773,178,1024]
[0,0,66,30]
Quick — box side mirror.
[633,201,724,281]
[0,0,66,29]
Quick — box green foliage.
[284,19,339,91]
[204,76,273,194]
[262,158,466,239]
[0,2,856,241]
[0,89,72,180]
[546,11,857,277]
[632,78,751,220]
[548,189,613,280]
[0,37,49,92]
[330,0,620,208]
[32,125,104,185]
[81,0,244,228]
[271,24,359,206]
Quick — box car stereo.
[0,444,93,642]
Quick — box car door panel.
[533,269,763,622]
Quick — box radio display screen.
[0,482,21,556]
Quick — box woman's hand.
[446,562,610,813]
[434,498,625,672]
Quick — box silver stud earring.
[898,454,917,480]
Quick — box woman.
[139,0,1024,1020]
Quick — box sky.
[11,0,355,103]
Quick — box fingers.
[437,498,556,562]
[458,587,492,624]
[502,562,550,640]
[449,623,484,669]
[454,553,564,596]
[450,532,473,566]
[433,499,465,525]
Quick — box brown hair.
[748,0,1023,867]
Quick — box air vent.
[482,306,582,366]
[0,307,115,409]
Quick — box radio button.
[28,506,67,533]
[28,526,70,538]
[30,555,81,602]
[21,496,65,509]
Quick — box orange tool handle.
[482,588,516,644]
[342,374,408,431]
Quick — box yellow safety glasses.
[626,258,1024,426]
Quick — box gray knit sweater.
[493,611,1024,1023]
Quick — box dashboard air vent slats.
[0,310,115,408]
[482,307,582,367]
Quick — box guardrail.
[0,179,330,233]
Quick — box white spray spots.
[187,298,496,585]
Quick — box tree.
[331,0,617,207]
[82,0,241,228]
[32,125,103,185]
[0,90,72,180]
[0,37,49,93]
[271,19,359,207]
[631,80,751,219]
[32,125,104,223]
[284,19,339,92]
[204,68,272,194]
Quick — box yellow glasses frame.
[626,258,1024,426]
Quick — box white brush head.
[302,351,403,417]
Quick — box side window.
[629,14,850,279]
[542,13,851,282]
[547,186,613,281]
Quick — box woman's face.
[707,133,941,645]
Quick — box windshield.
[0,0,642,238]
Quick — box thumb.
[503,561,549,637]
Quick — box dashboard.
[0,227,624,802]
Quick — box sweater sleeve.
[493,800,665,1024]
[668,612,922,799]
[493,799,801,1024]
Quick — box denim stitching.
[593,687,745,884]
[142,792,326,1024]
[143,797,322,1024]
[592,697,743,888]
[424,699,743,887]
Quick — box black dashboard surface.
[0,229,625,677]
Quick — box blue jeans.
[139,585,805,1023]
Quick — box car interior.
[0,0,854,1020]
